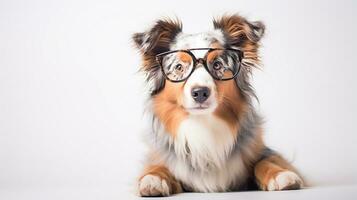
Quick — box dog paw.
[267,171,303,191]
[138,174,170,197]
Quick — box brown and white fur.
[132,14,304,196]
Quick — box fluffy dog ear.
[213,14,265,46]
[132,18,182,55]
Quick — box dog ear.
[213,14,265,46]
[132,18,182,55]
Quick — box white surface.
[1,0,357,199]
[1,185,357,200]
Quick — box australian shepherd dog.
[132,14,303,196]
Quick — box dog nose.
[191,87,210,103]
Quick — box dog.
[132,14,303,196]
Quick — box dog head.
[133,14,264,134]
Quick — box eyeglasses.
[155,48,243,82]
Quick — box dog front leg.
[138,165,182,197]
[254,153,304,191]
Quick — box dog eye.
[212,61,223,70]
[174,64,183,71]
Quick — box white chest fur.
[167,114,248,192]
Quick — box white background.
[1,0,357,198]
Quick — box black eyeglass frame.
[155,48,244,83]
